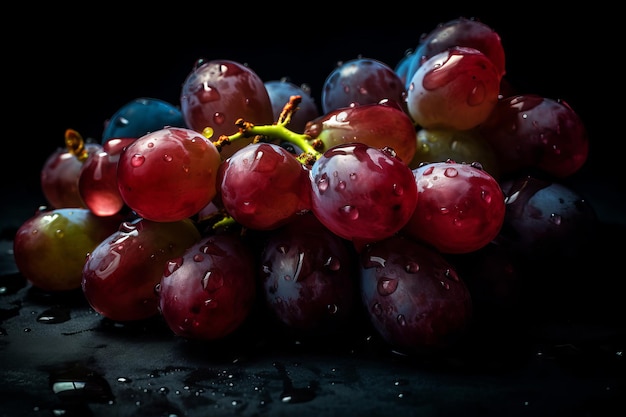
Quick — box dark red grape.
[116,127,222,222]
[406,46,501,131]
[259,212,358,333]
[82,217,201,322]
[309,142,418,247]
[360,235,473,353]
[321,57,406,114]
[180,59,274,159]
[157,232,257,340]
[402,160,506,254]
[217,142,312,231]
[478,94,589,178]
[303,100,417,165]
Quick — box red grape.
[406,46,502,131]
[157,232,257,340]
[303,100,417,165]
[116,127,222,222]
[309,142,418,247]
[180,59,274,159]
[78,138,135,216]
[41,141,102,209]
[82,217,200,322]
[402,160,505,254]
[217,142,312,231]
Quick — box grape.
[101,97,185,143]
[406,46,502,131]
[321,57,406,114]
[259,212,358,333]
[496,175,598,260]
[309,142,418,247]
[360,235,473,353]
[82,217,200,322]
[180,59,274,159]
[41,140,102,209]
[217,142,312,231]
[409,127,500,179]
[403,16,506,90]
[478,94,589,178]
[264,79,320,133]
[402,160,506,254]
[13,208,124,291]
[157,232,257,340]
[116,127,222,222]
[78,138,135,217]
[303,100,417,165]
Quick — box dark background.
[3,6,619,200]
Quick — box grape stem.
[212,95,324,165]
[64,128,90,162]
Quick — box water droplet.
[213,112,226,125]
[162,154,173,162]
[327,304,338,314]
[339,205,359,220]
[335,180,346,191]
[423,166,434,175]
[37,306,71,324]
[397,314,406,326]
[444,167,458,177]
[481,189,492,204]
[317,175,329,193]
[377,277,398,295]
[372,302,383,316]
[202,270,224,292]
[324,256,341,271]
[405,261,419,273]
[550,213,562,225]
[131,154,145,167]
[163,257,183,277]
[193,254,204,262]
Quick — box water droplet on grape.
[440,280,450,289]
[55,229,64,238]
[405,261,420,273]
[339,205,359,220]
[324,256,341,271]
[377,277,398,295]
[444,167,458,177]
[130,154,145,167]
[365,255,386,268]
[202,271,224,292]
[164,257,183,277]
[372,302,383,316]
[193,254,204,262]
[213,112,226,125]
[336,180,346,191]
[162,154,173,162]
[550,213,562,225]
[397,314,406,326]
[327,304,338,314]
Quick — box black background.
[3,5,619,198]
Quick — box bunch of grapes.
[13,16,597,356]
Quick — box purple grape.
[321,57,406,114]
[264,79,320,133]
[259,213,358,334]
[360,235,473,354]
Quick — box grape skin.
[217,142,312,231]
[158,232,257,340]
[264,79,320,133]
[309,142,418,247]
[116,127,222,223]
[360,235,473,353]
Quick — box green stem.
[211,95,324,164]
